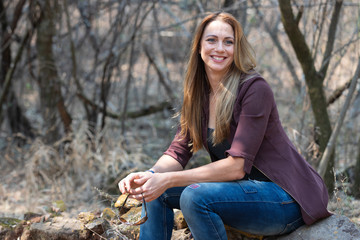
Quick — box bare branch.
[327,78,351,106]
[251,0,302,92]
[319,0,343,79]
[77,93,173,120]
[318,57,360,178]
[311,1,328,62]
[278,0,316,80]
[295,5,304,26]
[143,44,177,103]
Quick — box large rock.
[224,214,360,240]
[26,216,90,240]
[275,214,360,240]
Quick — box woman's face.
[199,20,234,79]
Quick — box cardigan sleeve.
[225,79,274,174]
[163,125,193,168]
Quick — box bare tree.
[278,0,344,193]
[0,0,34,139]
[36,0,72,143]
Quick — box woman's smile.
[211,55,227,62]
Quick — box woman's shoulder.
[237,71,272,98]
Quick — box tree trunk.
[0,0,34,139]
[278,0,343,194]
[36,0,71,143]
[353,135,360,198]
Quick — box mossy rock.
[77,212,96,223]
[101,208,116,221]
[0,217,22,229]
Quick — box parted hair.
[179,11,256,152]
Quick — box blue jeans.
[139,180,304,240]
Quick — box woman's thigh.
[180,180,304,236]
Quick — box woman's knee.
[179,184,207,213]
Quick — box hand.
[130,173,170,202]
[118,171,152,195]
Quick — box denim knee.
[179,184,205,215]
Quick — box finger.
[129,193,144,201]
[128,186,143,195]
[124,174,136,191]
[119,180,128,194]
[133,177,147,185]
[118,181,124,193]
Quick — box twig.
[93,187,117,203]
[84,224,108,240]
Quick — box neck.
[207,73,223,93]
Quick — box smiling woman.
[118,11,331,240]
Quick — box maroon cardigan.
[164,73,332,225]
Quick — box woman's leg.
[179,181,304,240]
[139,187,185,240]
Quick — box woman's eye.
[206,38,216,43]
[225,40,234,45]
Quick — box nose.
[215,42,225,52]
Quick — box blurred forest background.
[1,0,360,224]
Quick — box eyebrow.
[205,34,234,39]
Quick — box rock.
[77,211,97,223]
[85,217,109,236]
[174,210,188,230]
[116,206,142,239]
[24,212,43,221]
[0,217,22,229]
[226,225,263,240]
[115,194,142,214]
[101,207,116,221]
[28,216,90,240]
[0,217,24,240]
[171,228,193,240]
[169,213,360,240]
[275,214,360,240]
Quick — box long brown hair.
[179,12,256,152]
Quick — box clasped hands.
[118,171,168,202]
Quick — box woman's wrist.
[146,169,155,174]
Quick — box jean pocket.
[238,180,258,193]
[278,217,304,235]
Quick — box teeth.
[212,56,225,61]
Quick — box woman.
[118,12,331,240]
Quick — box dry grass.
[0,120,154,219]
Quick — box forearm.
[165,156,245,188]
[150,154,183,173]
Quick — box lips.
[211,56,226,62]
